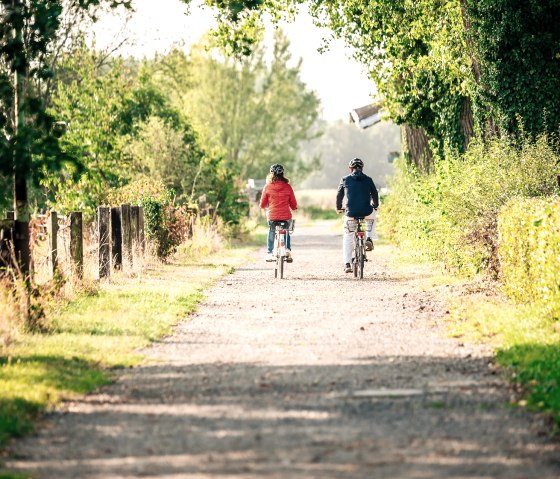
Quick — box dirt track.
[6,220,560,478]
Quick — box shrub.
[108,178,195,260]
[499,197,560,311]
[383,135,560,276]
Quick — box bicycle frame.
[346,217,373,279]
[269,220,294,279]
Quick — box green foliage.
[44,46,133,217]
[497,343,560,431]
[124,115,205,203]
[498,198,560,310]
[107,177,174,206]
[141,197,178,260]
[108,178,186,260]
[203,0,560,165]
[201,0,474,161]
[118,69,183,135]
[0,1,67,181]
[464,0,560,138]
[383,135,559,276]
[42,42,248,228]
[310,0,473,155]
[0,1,132,213]
[153,30,321,181]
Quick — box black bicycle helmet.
[270,163,284,175]
[349,157,364,169]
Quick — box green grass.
[299,206,339,220]
[449,296,560,431]
[0,472,28,479]
[0,246,254,455]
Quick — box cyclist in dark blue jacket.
[336,158,379,273]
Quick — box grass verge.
[448,295,560,432]
[384,243,560,433]
[0,244,255,467]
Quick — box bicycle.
[345,217,373,279]
[269,219,295,279]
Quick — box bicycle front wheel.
[280,255,284,279]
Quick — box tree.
[125,116,205,203]
[194,0,474,172]
[44,45,132,217]
[201,0,560,147]
[153,30,321,180]
[0,0,131,273]
[460,0,560,138]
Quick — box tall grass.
[179,217,224,258]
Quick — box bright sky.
[92,0,376,121]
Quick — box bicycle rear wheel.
[279,255,284,279]
[358,242,365,279]
[352,236,359,277]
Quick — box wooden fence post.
[121,204,132,269]
[111,206,122,270]
[47,211,58,277]
[0,217,14,272]
[131,205,139,262]
[138,206,145,256]
[187,207,197,238]
[69,211,83,279]
[98,207,110,279]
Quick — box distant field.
[296,189,337,209]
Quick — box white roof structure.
[349,104,383,129]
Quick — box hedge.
[498,197,560,310]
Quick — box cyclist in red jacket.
[260,164,298,262]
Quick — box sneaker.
[285,250,293,263]
[344,263,352,273]
[265,252,275,262]
[365,238,374,251]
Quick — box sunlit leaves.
[157,30,320,180]
[463,0,560,138]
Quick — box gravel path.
[6,220,560,478]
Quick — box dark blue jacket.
[336,170,379,217]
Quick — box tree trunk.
[458,0,498,139]
[460,97,475,150]
[13,0,30,276]
[458,0,481,84]
[401,124,432,174]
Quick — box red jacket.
[260,181,297,220]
